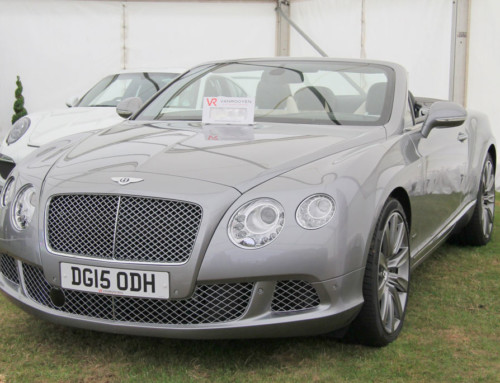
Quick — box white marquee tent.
[0,0,498,162]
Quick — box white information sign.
[202,97,255,125]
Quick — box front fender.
[198,134,418,283]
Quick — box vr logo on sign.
[206,98,218,106]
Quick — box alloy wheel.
[377,211,410,334]
[481,159,495,239]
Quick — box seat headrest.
[366,82,387,116]
[255,70,299,110]
[294,86,336,112]
[260,68,304,83]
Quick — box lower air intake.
[22,263,253,325]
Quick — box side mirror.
[66,96,80,108]
[116,97,143,119]
[421,101,467,138]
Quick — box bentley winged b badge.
[111,177,144,186]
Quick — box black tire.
[457,153,495,246]
[347,198,410,347]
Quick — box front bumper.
[0,253,364,338]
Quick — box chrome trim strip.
[45,252,189,267]
[111,196,122,260]
[18,259,28,296]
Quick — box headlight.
[228,198,284,249]
[1,176,16,207]
[7,117,31,145]
[296,194,336,229]
[12,185,36,230]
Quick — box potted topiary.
[12,75,28,124]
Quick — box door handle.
[457,132,468,142]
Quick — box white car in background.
[0,69,184,184]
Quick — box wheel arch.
[348,188,412,346]
[360,185,412,274]
[388,187,412,230]
[488,144,496,170]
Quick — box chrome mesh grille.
[271,280,320,312]
[48,195,117,258]
[47,194,202,263]
[0,253,20,285]
[22,263,253,324]
[114,197,201,262]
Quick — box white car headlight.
[7,117,31,145]
[1,176,16,207]
[296,194,336,229]
[228,198,284,249]
[12,185,36,230]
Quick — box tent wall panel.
[364,0,452,100]
[290,0,452,100]
[126,1,276,69]
[0,1,122,132]
[468,0,500,157]
[290,0,362,58]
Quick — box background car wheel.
[347,198,410,347]
[454,154,496,246]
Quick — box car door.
[407,96,469,253]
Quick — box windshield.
[135,61,394,126]
[78,72,179,107]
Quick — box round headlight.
[12,185,36,230]
[228,198,284,249]
[7,117,31,145]
[1,176,16,207]
[296,194,336,229]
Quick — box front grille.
[0,253,20,285]
[22,263,253,324]
[47,194,202,263]
[271,280,320,312]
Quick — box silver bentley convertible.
[0,58,495,346]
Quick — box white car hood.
[28,107,124,147]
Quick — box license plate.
[60,263,169,299]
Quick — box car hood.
[28,107,124,147]
[46,120,386,193]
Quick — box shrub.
[12,75,28,124]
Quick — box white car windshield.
[135,61,394,126]
[78,72,179,107]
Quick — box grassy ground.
[0,204,499,383]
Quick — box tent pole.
[449,0,470,106]
[121,2,128,70]
[276,1,328,57]
[275,0,290,56]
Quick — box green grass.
[1,203,499,383]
